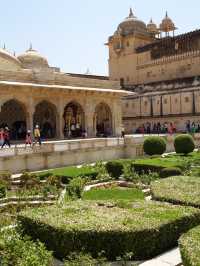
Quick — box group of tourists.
[185,120,200,133]
[135,122,177,135]
[0,125,42,148]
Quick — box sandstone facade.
[107,9,200,132]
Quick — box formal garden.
[1,134,200,265]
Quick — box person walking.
[1,127,10,148]
[121,126,125,138]
[25,130,32,147]
[34,125,41,146]
[0,128,4,147]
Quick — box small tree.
[143,136,166,156]
[174,134,195,155]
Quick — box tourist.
[191,122,196,134]
[121,126,125,138]
[168,123,173,135]
[34,125,41,146]
[0,128,4,147]
[1,127,10,148]
[186,120,191,133]
[146,122,151,134]
[25,130,32,147]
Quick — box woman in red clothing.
[25,130,32,147]
[0,128,4,147]
[1,127,10,148]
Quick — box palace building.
[107,9,200,132]
[0,45,128,140]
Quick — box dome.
[160,12,177,33]
[18,45,49,69]
[0,48,21,68]
[147,19,159,34]
[117,8,148,36]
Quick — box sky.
[1,0,199,75]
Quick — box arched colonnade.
[0,99,113,140]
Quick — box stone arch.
[0,99,27,140]
[63,101,85,138]
[33,100,58,139]
[94,102,112,137]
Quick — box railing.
[0,138,125,158]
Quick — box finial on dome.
[150,18,153,23]
[13,51,16,56]
[3,43,6,50]
[128,7,135,18]
[165,11,168,18]
[29,43,33,51]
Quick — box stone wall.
[0,136,177,173]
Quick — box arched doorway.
[0,99,27,140]
[33,101,57,139]
[63,102,85,138]
[94,103,112,137]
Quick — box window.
[175,98,178,103]
[126,102,129,108]
[144,101,148,106]
[120,78,124,87]
[127,41,130,47]
[185,97,189,103]
[157,100,160,105]
[164,99,168,104]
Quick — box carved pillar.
[27,99,34,134]
[85,100,95,138]
[112,98,122,137]
[57,98,64,139]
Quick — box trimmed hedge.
[132,163,165,174]
[18,201,200,261]
[159,167,182,178]
[143,136,166,156]
[151,176,200,208]
[179,225,200,266]
[105,161,124,179]
[174,134,195,155]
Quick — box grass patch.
[18,200,200,261]
[179,225,200,266]
[82,188,144,201]
[151,176,200,208]
[37,165,98,182]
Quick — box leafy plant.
[66,177,85,199]
[0,181,7,199]
[95,162,111,181]
[0,229,53,266]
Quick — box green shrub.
[143,136,166,156]
[66,177,85,199]
[174,134,195,155]
[0,229,53,266]
[105,161,124,179]
[160,167,182,178]
[46,175,62,188]
[179,225,200,266]
[0,181,6,198]
[151,176,200,208]
[18,201,200,261]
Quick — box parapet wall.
[0,136,178,174]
